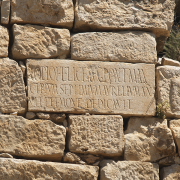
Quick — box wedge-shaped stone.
[27,60,155,116]
[160,164,180,180]
[11,0,74,29]
[162,57,180,66]
[0,26,9,57]
[68,115,124,156]
[124,117,176,162]
[159,154,180,166]
[74,0,175,52]
[0,158,99,180]
[0,115,66,161]
[156,66,180,118]
[12,24,70,60]
[1,0,10,24]
[100,160,159,180]
[71,32,157,63]
[0,58,27,114]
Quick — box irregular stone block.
[68,115,124,156]
[0,26,9,57]
[124,117,176,162]
[156,66,180,118]
[74,0,176,52]
[12,24,70,60]
[1,0,10,24]
[11,0,74,29]
[27,60,156,116]
[71,32,157,63]
[0,115,66,161]
[100,160,159,180]
[0,158,99,180]
[0,58,27,114]
[63,152,85,164]
[0,153,13,158]
[159,154,180,166]
[162,57,180,66]
[160,164,180,180]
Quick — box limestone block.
[124,117,176,162]
[159,154,180,166]
[12,24,70,60]
[68,115,124,156]
[100,160,159,180]
[156,66,180,118]
[1,0,10,24]
[71,32,157,63]
[27,59,156,116]
[0,158,99,180]
[0,26,9,57]
[11,0,74,29]
[74,0,175,52]
[0,58,27,114]
[160,164,180,180]
[0,115,66,161]
[162,57,180,66]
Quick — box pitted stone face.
[27,59,156,116]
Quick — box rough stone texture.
[162,57,180,66]
[36,112,50,120]
[1,0,10,24]
[19,61,26,77]
[68,115,124,156]
[100,160,159,180]
[27,59,155,116]
[124,117,176,162]
[156,66,180,118]
[50,114,66,124]
[0,26,9,57]
[72,31,157,63]
[63,152,85,164]
[160,164,180,180]
[74,0,175,52]
[0,115,66,161]
[0,158,99,180]
[12,24,70,60]
[0,58,27,114]
[0,153,13,158]
[25,112,36,120]
[159,154,180,166]
[11,0,74,29]
[80,154,101,165]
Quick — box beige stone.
[50,114,66,124]
[159,154,180,166]
[80,154,101,165]
[27,59,156,116]
[124,117,176,162]
[25,112,36,120]
[100,160,159,180]
[11,0,74,29]
[0,158,99,180]
[19,61,26,77]
[68,115,124,156]
[0,58,27,114]
[63,152,85,164]
[156,66,180,118]
[1,0,10,24]
[12,24,70,60]
[0,153,13,158]
[0,26,9,57]
[160,164,180,180]
[162,57,180,66]
[71,31,157,63]
[0,115,66,161]
[36,112,50,120]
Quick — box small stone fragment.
[63,152,83,164]
[25,112,36,120]
[80,154,101,165]
[19,61,26,77]
[50,114,66,124]
[63,119,68,127]
[36,112,50,120]
[1,0,10,24]
[162,57,180,66]
[0,153,13,158]
[159,154,180,166]
[10,112,17,116]
[0,26,9,57]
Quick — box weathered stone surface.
[100,160,159,180]
[0,26,9,57]
[25,112,36,119]
[12,24,70,60]
[160,164,180,180]
[0,153,13,158]
[162,57,180,66]
[0,115,66,161]
[27,59,155,116]
[156,66,180,118]
[0,158,99,180]
[71,31,157,63]
[19,61,26,77]
[159,154,180,166]
[36,112,50,120]
[0,58,27,114]
[124,117,176,162]
[68,115,124,156]
[1,0,10,24]
[80,154,101,165]
[63,152,85,164]
[11,0,74,29]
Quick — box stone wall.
[0,0,179,179]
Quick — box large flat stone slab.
[124,117,176,162]
[12,24,70,60]
[0,58,27,114]
[68,115,124,156]
[0,26,9,57]
[11,0,74,29]
[27,59,156,116]
[100,160,159,180]
[0,115,66,161]
[0,158,99,180]
[156,66,180,118]
[71,31,157,63]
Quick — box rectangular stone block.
[0,158,99,180]
[27,59,156,116]
[1,0,10,24]
[0,26,9,57]
[12,24,70,60]
[11,0,74,29]
[68,115,124,156]
[71,32,157,63]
